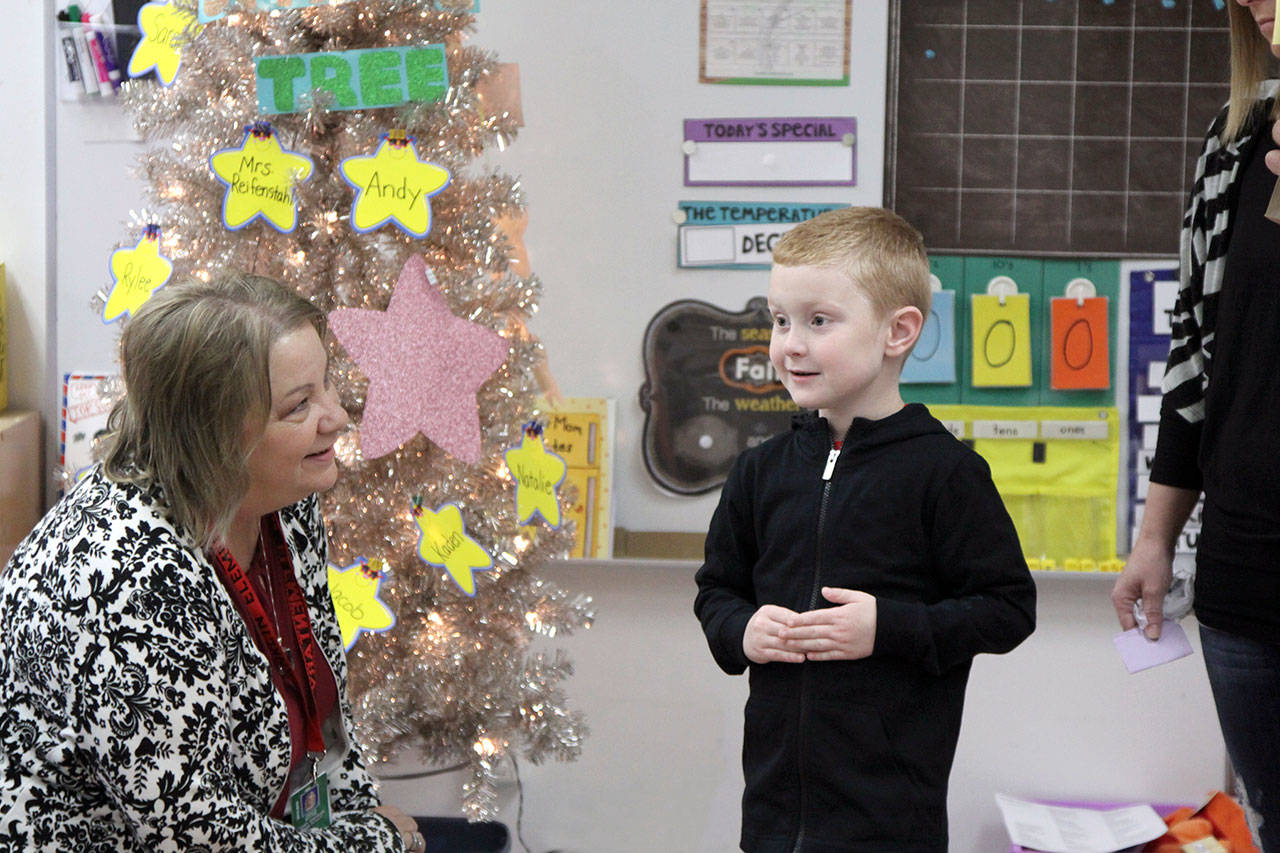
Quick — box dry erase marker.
[55,11,87,99]
[71,5,113,96]
[70,21,99,95]
[89,14,122,91]
[85,14,122,92]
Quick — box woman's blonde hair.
[1225,3,1280,143]
[100,272,325,550]
[771,206,931,319]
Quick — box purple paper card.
[1113,619,1193,674]
[683,117,856,187]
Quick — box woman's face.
[241,324,349,516]
[1238,0,1280,53]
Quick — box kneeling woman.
[0,274,425,852]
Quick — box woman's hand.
[1266,120,1280,177]
[1111,536,1174,641]
[372,804,424,852]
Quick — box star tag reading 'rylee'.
[103,224,173,323]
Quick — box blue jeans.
[1200,623,1280,852]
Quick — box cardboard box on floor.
[1,411,41,566]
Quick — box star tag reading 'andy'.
[339,131,451,237]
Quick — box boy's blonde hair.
[100,272,326,550]
[771,206,931,318]
[1224,3,1279,144]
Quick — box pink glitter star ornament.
[328,255,509,463]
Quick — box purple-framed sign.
[682,116,856,187]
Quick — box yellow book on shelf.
[538,397,614,559]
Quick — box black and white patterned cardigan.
[1164,80,1280,423]
[0,468,402,851]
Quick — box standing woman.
[1113,1,1280,847]
[0,274,425,852]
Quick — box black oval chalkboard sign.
[639,297,799,495]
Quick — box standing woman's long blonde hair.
[1225,2,1280,143]
[100,273,325,551]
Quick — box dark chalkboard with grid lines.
[885,0,1231,257]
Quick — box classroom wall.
[32,2,1232,851]
[0,0,57,502]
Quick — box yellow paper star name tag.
[412,500,493,596]
[339,132,451,238]
[128,0,202,86]
[104,225,173,323]
[210,122,313,233]
[327,558,396,651]
[503,422,566,527]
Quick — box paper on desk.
[995,793,1168,853]
[1113,619,1194,674]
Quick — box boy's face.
[768,263,901,435]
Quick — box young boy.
[694,207,1036,852]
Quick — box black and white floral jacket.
[0,468,401,851]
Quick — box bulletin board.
[885,0,1229,257]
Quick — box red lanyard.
[211,516,326,755]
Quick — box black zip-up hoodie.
[695,404,1036,852]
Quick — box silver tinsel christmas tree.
[109,0,593,819]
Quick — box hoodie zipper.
[792,442,842,853]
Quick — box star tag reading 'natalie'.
[503,422,566,527]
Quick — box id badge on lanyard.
[289,753,331,829]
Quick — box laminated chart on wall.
[538,398,615,559]
[639,297,796,495]
[931,404,1122,571]
[699,0,853,86]
[674,201,847,269]
[1128,267,1201,555]
[902,256,1118,409]
[61,373,119,486]
[901,273,957,387]
[683,117,857,186]
[971,280,1033,389]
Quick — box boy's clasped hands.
[743,587,877,664]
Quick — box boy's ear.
[884,306,924,358]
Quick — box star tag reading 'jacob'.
[327,558,396,651]
[340,133,451,237]
[210,123,313,233]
